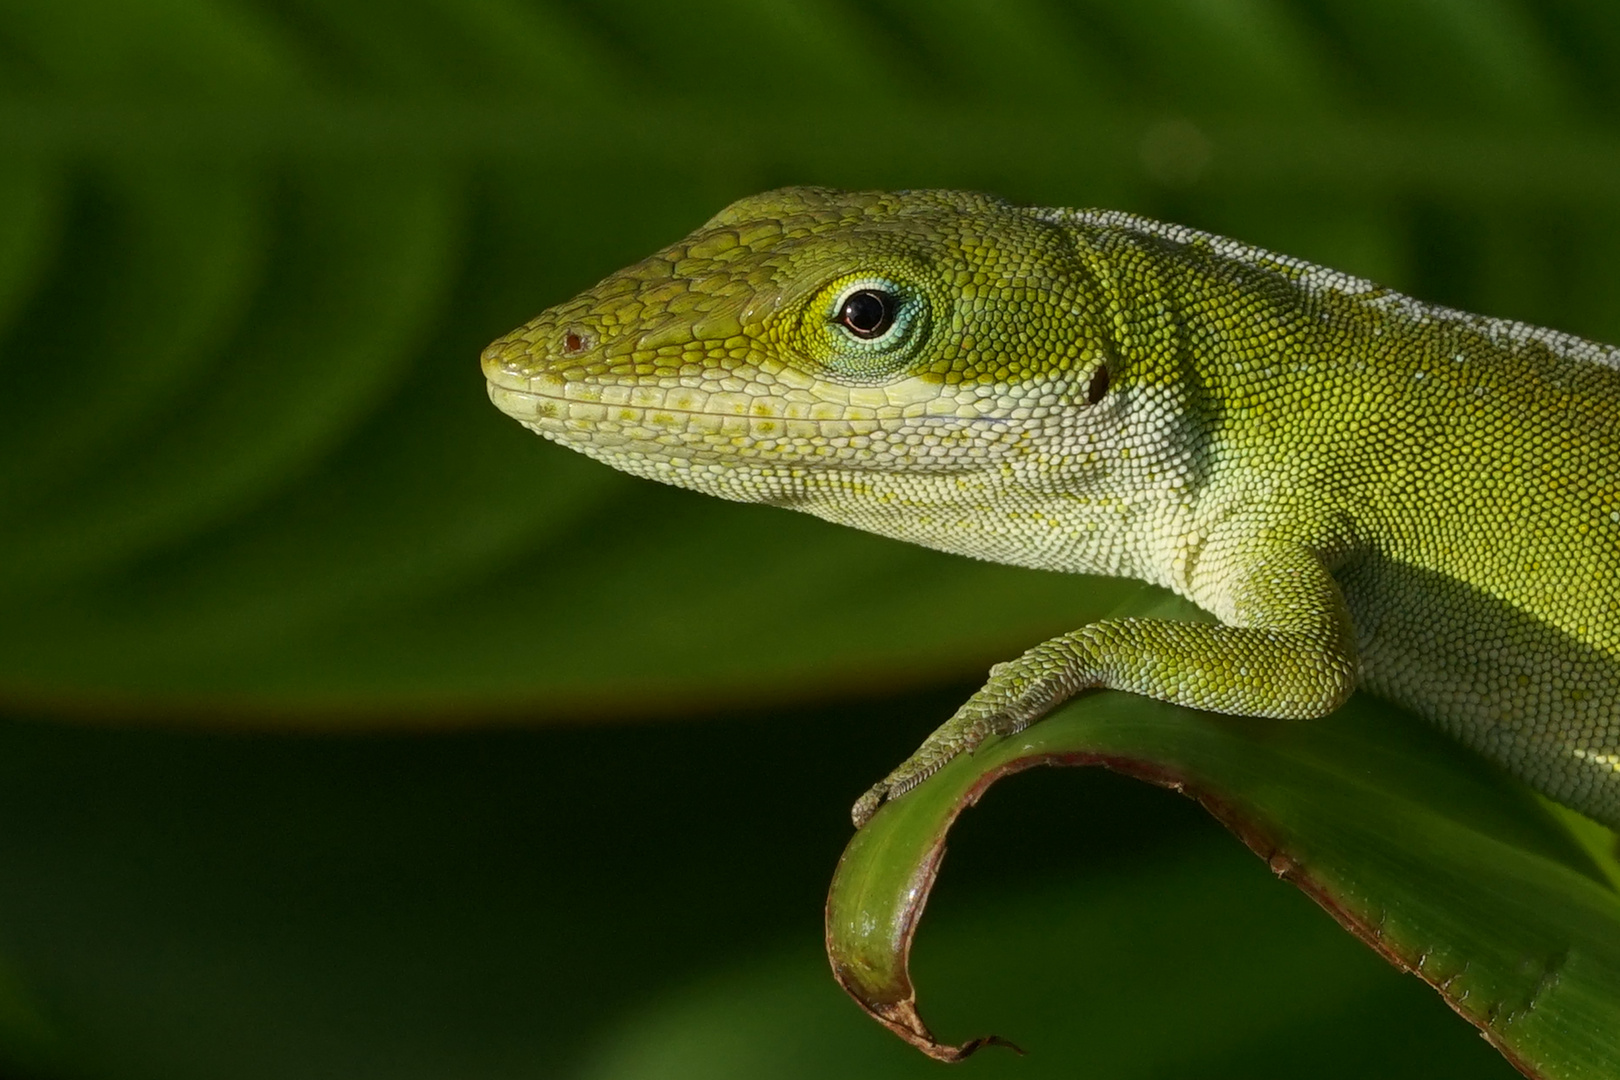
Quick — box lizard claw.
[850,763,942,829]
[851,785,888,829]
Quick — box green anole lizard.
[482,186,1620,833]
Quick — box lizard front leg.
[852,538,1359,826]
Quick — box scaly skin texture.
[482,187,1620,830]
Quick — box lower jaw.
[489,385,994,479]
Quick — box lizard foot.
[850,644,1090,828]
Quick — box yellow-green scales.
[482,187,1620,831]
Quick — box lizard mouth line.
[485,379,1019,433]
[485,379,839,425]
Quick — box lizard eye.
[807,274,933,380]
[837,289,895,340]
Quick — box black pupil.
[839,290,894,339]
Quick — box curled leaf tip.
[829,741,1030,1062]
[833,980,1021,1062]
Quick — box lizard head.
[482,186,1126,504]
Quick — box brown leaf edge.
[824,747,1541,1076]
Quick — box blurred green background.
[1,1,1618,1076]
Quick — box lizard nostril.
[563,331,585,353]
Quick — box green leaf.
[583,842,1522,1079]
[828,686,1620,1076]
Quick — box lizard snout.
[481,317,598,383]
